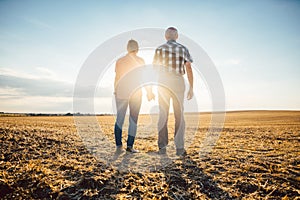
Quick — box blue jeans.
[157,74,185,150]
[114,93,142,148]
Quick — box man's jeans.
[114,93,141,148]
[157,74,185,150]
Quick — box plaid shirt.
[153,40,193,75]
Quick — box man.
[147,27,194,156]
[114,39,145,153]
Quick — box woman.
[114,39,145,153]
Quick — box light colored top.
[114,53,145,98]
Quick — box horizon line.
[1,109,300,116]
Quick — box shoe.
[158,148,166,155]
[176,149,187,156]
[126,147,139,153]
[115,146,124,154]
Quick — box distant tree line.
[0,112,114,117]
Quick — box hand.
[147,91,155,101]
[187,87,193,100]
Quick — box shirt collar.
[167,39,176,43]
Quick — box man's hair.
[127,39,139,53]
[165,27,178,40]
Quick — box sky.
[0,0,299,113]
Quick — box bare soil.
[0,111,299,199]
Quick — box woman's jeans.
[114,93,142,148]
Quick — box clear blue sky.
[0,0,299,113]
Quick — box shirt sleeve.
[185,48,193,63]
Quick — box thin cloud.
[0,68,113,98]
[0,74,73,97]
[0,87,25,96]
[0,67,68,82]
[0,67,37,80]
[23,17,53,30]
[0,96,72,113]
[35,67,57,80]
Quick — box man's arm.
[185,62,194,100]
